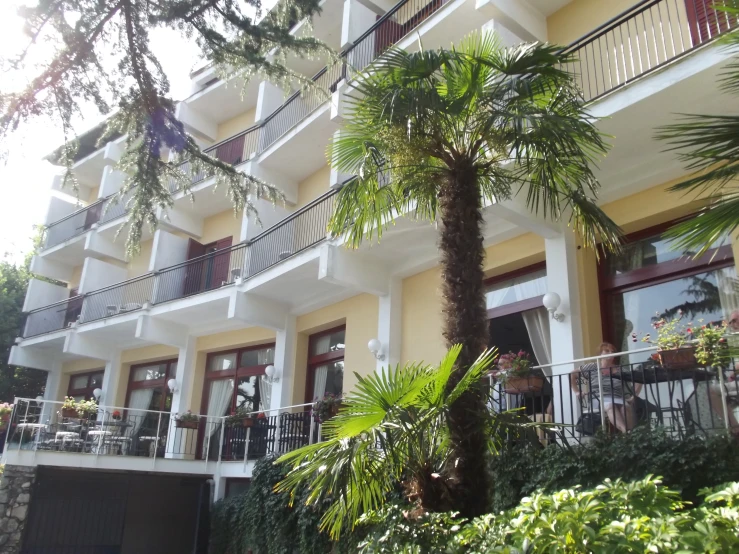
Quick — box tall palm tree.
[656,4,739,255]
[327,33,621,517]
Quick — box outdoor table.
[14,423,46,444]
[87,430,113,454]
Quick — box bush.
[489,427,739,512]
[357,477,739,553]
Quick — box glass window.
[312,361,344,400]
[608,266,739,364]
[208,353,237,372]
[603,233,726,277]
[235,375,269,413]
[310,330,346,356]
[70,375,89,390]
[239,347,274,367]
[226,479,250,498]
[89,373,103,388]
[132,364,167,381]
[486,269,547,310]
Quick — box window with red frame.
[202,344,276,421]
[67,370,104,401]
[600,223,738,365]
[306,327,345,402]
[125,359,178,414]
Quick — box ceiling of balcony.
[527,0,572,17]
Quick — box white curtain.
[127,389,154,435]
[258,376,272,412]
[207,379,234,438]
[515,274,547,302]
[522,308,552,371]
[313,366,328,400]
[312,335,331,356]
[486,288,510,310]
[717,267,739,315]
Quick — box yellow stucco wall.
[547,0,637,45]
[200,209,243,245]
[297,166,331,208]
[88,186,100,203]
[68,265,84,290]
[215,109,256,143]
[401,233,545,365]
[294,294,379,404]
[127,239,153,279]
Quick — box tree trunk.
[438,162,490,518]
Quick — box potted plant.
[76,399,99,420]
[495,351,543,394]
[175,411,200,429]
[225,407,256,428]
[313,393,342,424]
[637,311,696,369]
[61,396,79,418]
[112,410,122,421]
[0,403,13,430]
[694,320,731,368]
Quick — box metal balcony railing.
[488,346,739,445]
[4,399,319,464]
[561,0,739,102]
[43,201,105,249]
[21,188,340,337]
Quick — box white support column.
[269,315,297,413]
[255,81,286,124]
[376,278,402,373]
[40,362,64,423]
[99,350,122,409]
[545,228,584,435]
[167,335,198,460]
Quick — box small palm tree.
[656,4,739,255]
[327,33,621,516]
[277,346,534,538]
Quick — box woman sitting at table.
[701,310,739,435]
[571,342,642,434]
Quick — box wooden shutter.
[215,134,246,166]
[375,14,403,56]
[83,203,103,230]
[686,0,734,45]
[64,288,83,327]
[183,239,206,296]
[210,237,234,289]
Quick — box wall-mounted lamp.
[92,388,103,401]
[264,364,280,383]
[167,378,178,393]
[367,338,385,361]
[542,292,565,322]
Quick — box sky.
[0,1,201,265]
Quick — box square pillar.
[270,315,297,412]
[376,278,402,373]
[545,228,584,438]
[166,336,198,460]
[40,362,64,423]
[99,351,122,410]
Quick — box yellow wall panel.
[547,0,637,46]
[201,210,243,245]
[297,166,330,208]
[127,239,153,279]
[215,109,256,143]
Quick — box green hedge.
[489,427,739,512]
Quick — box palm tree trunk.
[438,162,490,518]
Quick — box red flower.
[686,328,692,334]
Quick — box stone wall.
[0,465,37,554]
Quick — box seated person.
[704,309,739,435]
[571,342,641,434]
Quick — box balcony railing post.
[717,366,731,430]
[153,412,162,470]
[243,426,251,472]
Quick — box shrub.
[488,427,739,512]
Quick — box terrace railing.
[488,346,739,445]
[4,399,319,465]
[43,201,105,249]
[21,188,340,337]
[561,0,739,102]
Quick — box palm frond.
[663,193,739,255]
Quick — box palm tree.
[655,3,739,255]
[277,346,535,538]
[327,33,621,516]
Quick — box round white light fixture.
[167,378,178,393]
[265,364,280,383]
[542,292,565,322]
[367,338,385,361]
[92,388,103,400]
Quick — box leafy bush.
[489,427,739,512]
[357,477,739,553]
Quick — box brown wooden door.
[183,239,206,296]
[375,14,403,55]
[64,288,83,327]
[83,202,103,230]
[215,134,246,166]
[210,237,233,289]
[686,0,734,45]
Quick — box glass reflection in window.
[485,269,547,310]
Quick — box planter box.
[61,407,79,419]
[176,419,199,430]
[503,375,545,395]
[227,417,255,428]
[659,347,697,370]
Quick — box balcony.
[21,189,339,338]
[3,398,316,474]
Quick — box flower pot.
[503,375,545,395]
[176,419,199,429]
[61,407,78,419]
[227,417,255,428]
[658,347,697,369]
